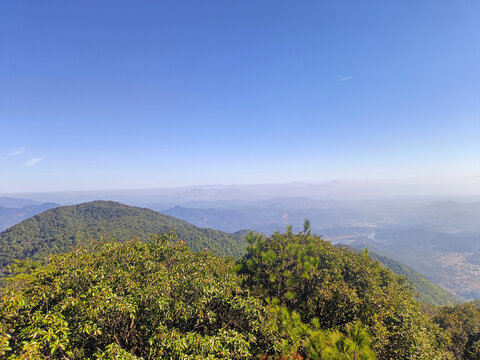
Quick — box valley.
[2,190,479,300]
[152,193,480,300]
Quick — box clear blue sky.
[1,0,479,192]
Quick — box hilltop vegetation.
[0,234,274,359]
[433,301,480,360]
[1,226,456,359]
[238,223,451,359]
[0,201,246,270]
[0,201,462,308]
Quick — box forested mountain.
[158,198,480,299]
[0,201,246,270]
[370,252,462,306]
[0,200,461,307]
[0,228,454,359]
[0,202,477,359]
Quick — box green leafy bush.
[0,233,273,359]
[264,301,376,360]
[238,222,452,360]
[433,301,480,360]
[0,201,247,272]
[0,222,459,359]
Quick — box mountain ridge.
[0,200,461,305]
[0,200,246,270]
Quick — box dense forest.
[0,202,478,359]
[0,201,246,270]
[1,223,479,359]
[0,201,460,307]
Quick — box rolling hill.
[0,200,247,269]
[0,200,461,306]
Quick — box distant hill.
[163,206,262,232]
[0,201,247,270]
[0,202,59,231]
[0,197,44,208]
[0,200,462,306]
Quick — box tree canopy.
[0,201,246,272]
[433,301,480,360]
[0,201,461,308]
[0,233,273,359]
[238,222,452,360]
[1,220,473,359]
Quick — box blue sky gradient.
[1,1,479,192]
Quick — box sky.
[1,0,479,193]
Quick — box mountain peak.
[0,201,247,270]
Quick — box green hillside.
[1,227,453,360]
[343,245,462,306]
[1,202,476,358]
[368,251,463,306]
[0,200,246,269]
[0,200,462,307]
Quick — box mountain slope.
[0,200,461,306]
[368,251,463,306]
[0,201,246,269]
[341,245,462,306]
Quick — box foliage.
[265,301,376,360]
[0,233,274,359]
[432,301,480,360]
[320,322,376,360]
[0,200,463,308]
[1,207,466,360]
[238,222,453,360]
[0,201,246,272]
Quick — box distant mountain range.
[0,197,44,208]
[6,179,480,204]
[0,197,59,231]
[0,200,461,306]
[156,199,480,300]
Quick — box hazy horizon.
[2,177,479,205]
[1,1,479,193]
